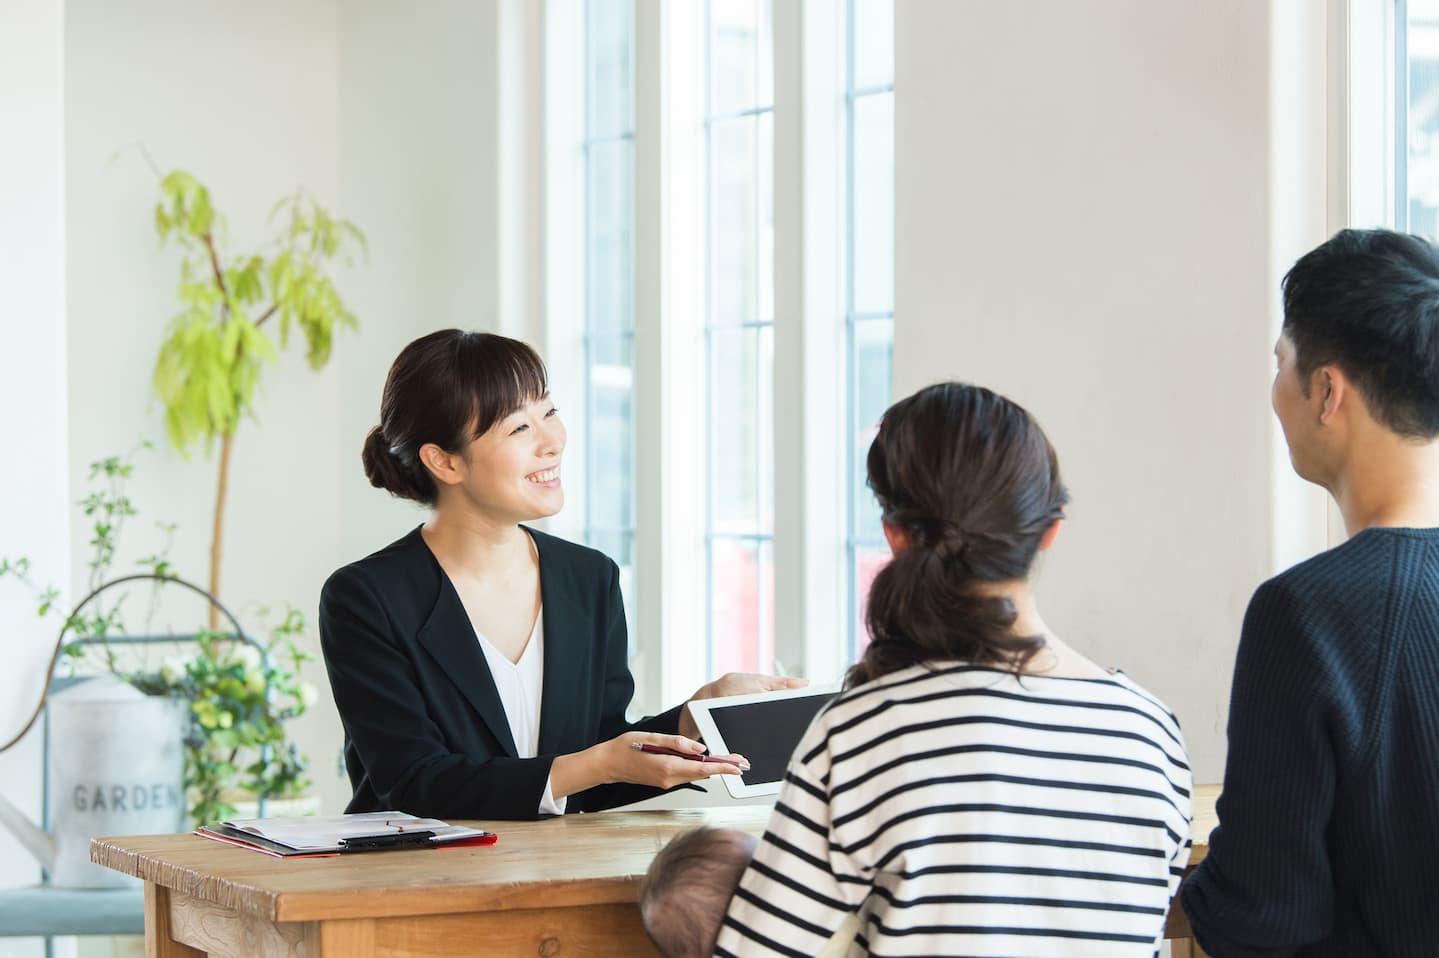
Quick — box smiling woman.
[319,329,802,820]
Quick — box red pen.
[631,742,750,771]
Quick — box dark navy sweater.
[1180,527,1439,957]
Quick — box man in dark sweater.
[1180,229,1439,956]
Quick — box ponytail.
[847,383,1067,689]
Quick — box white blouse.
[474,607,565,815]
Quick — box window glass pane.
[587,344,634,532]
[852,317,892,534]
[853,92,894,314]
[708,0,772,680]
[587,0,634,140]
[710,0,761,115]
[852,0,894,89]
[711,116,759,326]
[583,3,636,616]
[711,537,761,674]
[587,139,634,346]
[757,0,775,110]
[847,0,894,657]
[1409,0,1439,238]
[852,546,890,658]
[710,327,761,534]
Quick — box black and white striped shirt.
[715,663,1193,957]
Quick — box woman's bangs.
[465,335,550,437]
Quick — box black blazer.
[318,525,681,820]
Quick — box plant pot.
[47,676,185,888]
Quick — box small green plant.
[132,615,313,824]
[1,448,313,823]
[151,170,364,625]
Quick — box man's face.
[1272,331,1327,485]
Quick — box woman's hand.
[597,732,749,790]
[551,732,749,799]
[678,672,810,741]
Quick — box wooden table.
[92,786,1221,958]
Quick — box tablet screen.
[706,693,836,787]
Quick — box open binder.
[196,810,497,857]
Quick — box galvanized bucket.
[45,675,185,888]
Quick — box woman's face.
[453,394,567,522]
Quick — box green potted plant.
[150,170,364,626]
[0,449,315,826]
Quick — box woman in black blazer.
[320,330,800,820]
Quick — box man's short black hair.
[1282,228,1439,438]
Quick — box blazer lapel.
[416,575,519,758]
[534,530,594,756]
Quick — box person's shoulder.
[821,663,989,736]
[322,525,432,599]
[1105,671,1187,740]
[1265,528,1422,597]
[1248,530,1409,633]
[527,526,618,578]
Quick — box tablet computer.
[686,684,841,799]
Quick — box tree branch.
[253,303,280,329]
[204,232,230,316]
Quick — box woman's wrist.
[549,745,607,801]
[677,704,699,742]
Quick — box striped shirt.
[715,663,1193,957]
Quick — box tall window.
[846,0,894,659]
[1400,0,1439,236]
[706,0,775,677]
[583,0,637,602]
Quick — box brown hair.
[639,827,757,958]
[848,382,1069,688]
[361,329,548,505]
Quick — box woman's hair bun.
[361,426,430,503]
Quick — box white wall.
[893,0,1328,783]
[54,0,542,826]
[63,0,352,815]
[0,0,68,911]
[334,0,517,568]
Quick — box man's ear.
[418,442,464,488]
[882,522,911,556]
[1316,366,1347,424]
[1038,518,1063,553]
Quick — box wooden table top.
[92,785,1220,925]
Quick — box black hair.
[1282,228,1439,438]
[848,382,1069,689]
[361,329,548,505]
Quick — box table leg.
[143,884,204,958]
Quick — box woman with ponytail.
[320,329,801,820]
[714,382,1194,957]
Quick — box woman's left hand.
[678,672,810,741]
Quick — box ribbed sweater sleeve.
[1180,580,1347,955]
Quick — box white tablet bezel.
[686,684,841,799]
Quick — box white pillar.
[0,0,69,898]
